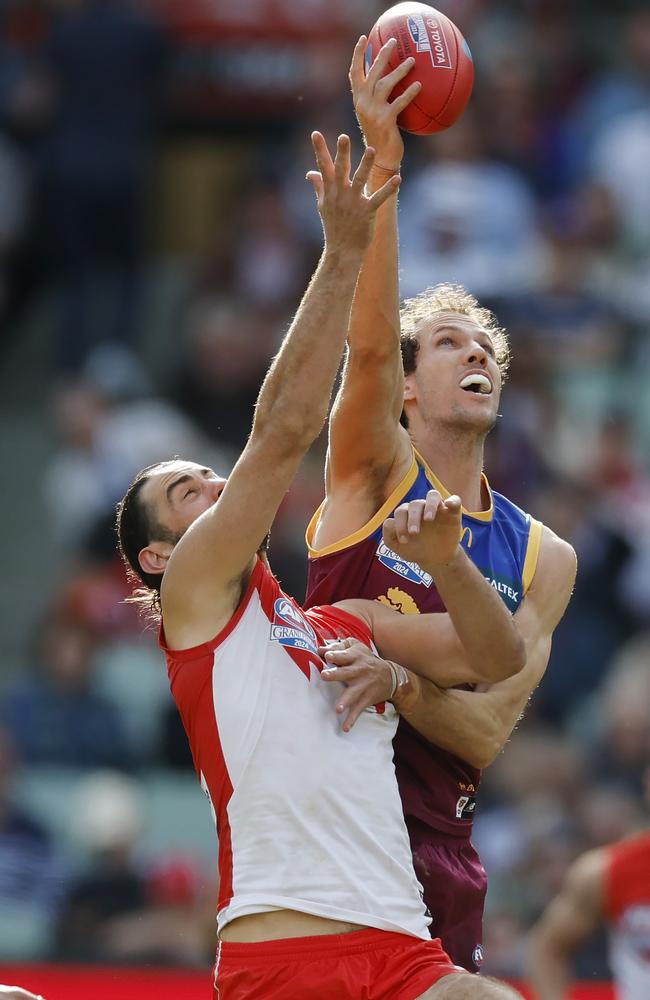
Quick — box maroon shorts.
[408,822,488,973]
[213,928,461,999]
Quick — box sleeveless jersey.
[305,449,542,837]
[161,558,431,940]
[604,831,650,999]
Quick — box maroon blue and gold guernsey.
[305,447,542,839]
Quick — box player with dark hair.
[303,38,577,974]
[116,134,525,999]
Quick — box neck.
[410,422,488,512]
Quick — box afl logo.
[274,599,315,637]
[407,15,430,52]
[472,945,484,968]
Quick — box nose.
[208,479,225,502]
[464,342,487,366]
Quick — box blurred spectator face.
[601,638,650,766]
[185,301,269,390]
[626,10,650,77]
[489,728,585,804]
[40,617,97,690]
[404,314,502,434]
[577,786,644,847]
[51,383,105,450]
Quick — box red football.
[366,2,474,134]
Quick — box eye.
[438,336,455,347]
[482,341,495,357]
[183,488,198,500]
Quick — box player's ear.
[403,373,416,402]
[138,542,174,576]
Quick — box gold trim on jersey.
[522,518,543,594]
[413,448,494,522]
[306,454,420,558]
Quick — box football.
[366,2,474,134]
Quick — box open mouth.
[459,373,492,395]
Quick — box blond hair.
[399,283,510,377]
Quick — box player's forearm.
[254,247,364,444]
[396,679,505,769]
[527,937,572,1000]
[425,548,526,683]
[347,165,402,383]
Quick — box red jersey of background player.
[604,831,650,998]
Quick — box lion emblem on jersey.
[377,588,421,615]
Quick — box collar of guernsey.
[305,447,543,606]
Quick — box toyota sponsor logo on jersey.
[407,13,452,69]
[376,540,433,587]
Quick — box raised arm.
[314,37,421,547]
[161,135,399,647]
[527,849,605,1000]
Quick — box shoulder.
[537,525,577,586]
[564,848,607,907]
[520,525,576,631]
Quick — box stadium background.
[0,0,649,996]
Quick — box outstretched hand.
[306,132,400,254]
[349,34,422,168]
[382,489,463,570]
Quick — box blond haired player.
[303,37,577,973]
[116,134,524,999]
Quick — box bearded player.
[303,38,577,974]
[116,134,525,999]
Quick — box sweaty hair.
[399,283,510,377]
[115,461,182,619]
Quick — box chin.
[445,404,498,434]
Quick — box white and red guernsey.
[604,831,650,999]
[161,558,431,939]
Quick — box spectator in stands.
[398,110,545,299]
[0,727,66,946]
[2,612,132,770]
[37,0,166,370]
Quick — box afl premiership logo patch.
[472,945,484,968]
[270,598,321,678]
[376,541,433,587]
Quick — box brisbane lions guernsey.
[305,448,542,837]
[161,557,431,939]
[604,831,650,999]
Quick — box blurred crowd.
[0,0,649,983]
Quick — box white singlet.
[161,558,431,940]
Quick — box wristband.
[386,660,408,699]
